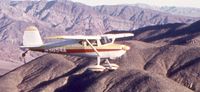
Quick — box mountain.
[133,20,200,45]
[94,5,198,29]
[159,6,200,18]
[0,44,197,92]
[0,0,200,76]
[0,16,200,92]
[129,3,200,18]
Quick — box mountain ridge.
[0,0,198,57]
[0,1,200,88]
[0,16,200,92]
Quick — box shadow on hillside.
[136,20,200,43]
[167,57,200,77]
[29,58,91,91]
[108,20,200,45]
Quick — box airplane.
[20,26,134,72]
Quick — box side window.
[79,40,87,46]
[79,40,98,46]
[89,40,97,46]
[100,39,106,45]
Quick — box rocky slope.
[133,20,200,46]
[129,3,200,18]
[0,40,199,92]
[94,5,198,28]
[159,6,200,18]
[0,19,200,92]
[0,1,200,90]
[0,0,199,63]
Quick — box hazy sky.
[71,0,200,8]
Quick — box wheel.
[102,63,119,70]
[87,65,106,72]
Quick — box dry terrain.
[0,0,200,92]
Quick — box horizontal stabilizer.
[20,45,42,48]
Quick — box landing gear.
[87,57,106,72]
[21,50,29,64]
[102,59,119,70]
[22,50,29,57]
[87,57,119,72]
[87,65,105,72]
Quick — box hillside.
[127,3,200,17]
[0,0,199,63]
[0,20,200,92]
[133,20,200,45]
[0,1,200,91]
[0,40,199,92]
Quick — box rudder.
[22,26,43,47]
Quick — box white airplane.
[20,26,134,72]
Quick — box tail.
[21,26,43,48]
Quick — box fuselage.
[29,43,130,59]
[20,26,133,62]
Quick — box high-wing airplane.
[20,26,134,72]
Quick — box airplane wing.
[46,33,134,40]
[45,35,101,40]
[101,33,134,39]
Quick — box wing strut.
[85,39,101,57]
[86,39,106,72]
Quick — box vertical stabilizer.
[22,26,43,47]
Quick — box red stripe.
[31,48,121,54]
[67,49,121,53]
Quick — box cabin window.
[79,40,87,46]
[79,40,98,46]
[89,40,98,46]
[100,37,112,45]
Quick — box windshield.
[100,37,112,45]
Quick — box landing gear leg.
[97,57,101,65]
[87,57,106,72]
